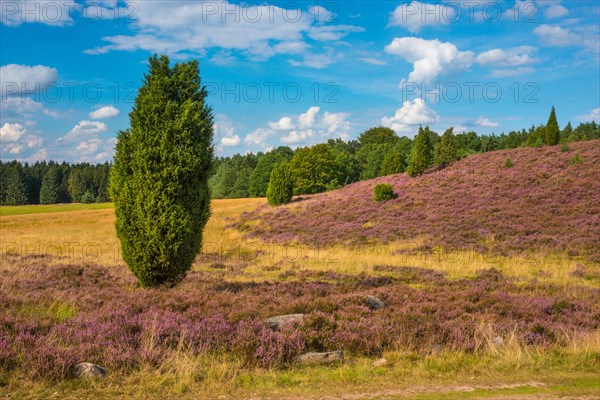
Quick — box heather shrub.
[2,255,599,380]
[301,312,338,352]
[110,55,213,287]
[0,338,13,372]
[373,184,397,202]
[239,140,600,260]
[231,321,305,368]
[266,162,294,206]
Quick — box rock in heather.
[366,295,386,310]
[492,336,505,346]
[72,362,107,378]
[265,313,305,330]
[295,351,344,365]
[372,357,387,367]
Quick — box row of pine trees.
[0,161,110,206]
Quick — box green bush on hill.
[373,183,397,202]
[266,162,294,206]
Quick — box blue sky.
[1,0,599,162]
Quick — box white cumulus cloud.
[0,97,58,123]
[220,135,241,147]
[0,122,26,142]
[0,64,58,94]
[384,37,474,84]
[0,123,45,160]
[55,120,115,162]
[386,38,543,84]
[0,0,78,27]
[576,108,600,122]
[475,46,539,67]
[475,116,500,128]
[381,99,439,134]
[245,106,351,148]
[544,4,569,19]
[89,105,120,120]
[533,24,580,46]
[85,2,361,68]
[388,1,457,33]
[64,120,108,140]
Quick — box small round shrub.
[569,154,584,165]
[560,143,570,152]
[373,183,397,202]
[267,162,294,206]
[504,158,514,168]
[80,191,95,204]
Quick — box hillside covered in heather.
[239,140,600,261]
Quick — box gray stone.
[429,344,443,355]
[264,314,305,330]
[295,351,344,365]
[372,358,387,367]
[492,336,504,346]
[72,362,107,378]
[366,295,386,310]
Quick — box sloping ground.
[239,140,600,260]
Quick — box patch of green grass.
[0,203,113,217]
[17,301,77,322]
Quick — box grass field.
[1,200,595,286]
[0,202,114,217]
[1,201,599,399]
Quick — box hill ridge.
[238,140,600,261]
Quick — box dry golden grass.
[0,198,596,288]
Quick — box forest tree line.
[1,116,598,205]
[0,162,110,206]
[209,117,599,199]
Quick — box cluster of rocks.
[73,295,388,377]
[264,294,386,366]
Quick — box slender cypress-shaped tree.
[545,106,560,145]
[434,127,459,165]
[266,162,294,206]
[110,55,214,287]
[407,126,433,177]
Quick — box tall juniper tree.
[407,126,433,177]
[266,162,294,206]
[545,106,560,146]
[434,127,459,165]
[110,55,214,287]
